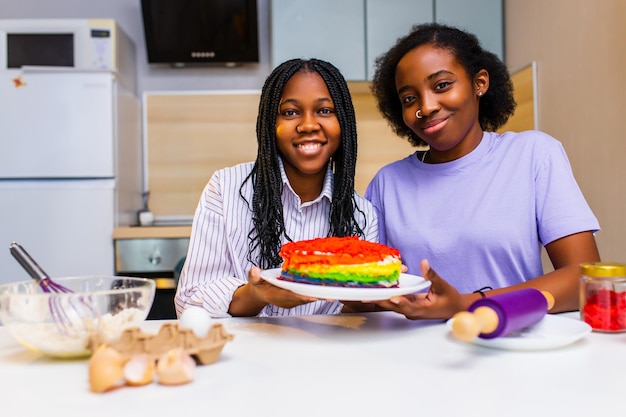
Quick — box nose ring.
[296,125,302,133]
[416,110,423,119]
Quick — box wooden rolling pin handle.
[451,306,499,342]
[540,290,556,311]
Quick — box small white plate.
[260,268,431,301]
[446,314,592,351]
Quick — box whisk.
[10,242,72,294]
[9,242,94,335]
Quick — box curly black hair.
[371,22,516,147]
[240,58,366,269]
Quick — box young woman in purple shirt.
[365,23,601,319]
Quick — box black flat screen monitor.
[140,0,259,66]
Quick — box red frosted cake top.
[280,236,400,265]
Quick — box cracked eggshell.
[123,354,155,386]
[156,348,196,385]
[89,346,127,393]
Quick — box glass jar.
[580,262,626,332]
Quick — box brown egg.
[156,348,196,385]
[88,346,127,393]
[123,354,155,386]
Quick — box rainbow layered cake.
[279,236,402,288]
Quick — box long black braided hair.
[240,58,366,269]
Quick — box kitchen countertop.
[0,311,624,416]
[113,225,191,239]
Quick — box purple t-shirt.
[365,131,600,293]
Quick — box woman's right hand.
[248,266,319,308]
[228,267,317,316]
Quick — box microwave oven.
[0,18,136,92]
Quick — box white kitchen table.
[0,311,623,417]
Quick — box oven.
[114,236,188,319]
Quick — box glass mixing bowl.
[0,276,156,358]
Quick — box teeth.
[297,143,321,150]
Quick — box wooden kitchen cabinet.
[271,0,502,81]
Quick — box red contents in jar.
[583,288,626,331]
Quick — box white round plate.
[446,314,592,351]
[259,268,430,301]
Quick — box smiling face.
[395,44,488,162]
[275,71,341,188]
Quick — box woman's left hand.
[374,259,471,320]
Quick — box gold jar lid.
[580,262,626,278]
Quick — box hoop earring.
[416,110,423,119]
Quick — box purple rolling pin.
[451,288,555,342]
[469,288,550,339]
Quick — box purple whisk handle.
[9,242,51,284]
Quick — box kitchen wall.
[505,0,626,262]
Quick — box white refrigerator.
[0,68,142,285]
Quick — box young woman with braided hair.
[175,58,378,318]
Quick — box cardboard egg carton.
[90,322,234,365]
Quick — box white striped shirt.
[174,160,379,318]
